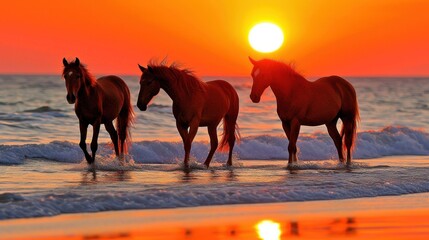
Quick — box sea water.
[0,75,429,219]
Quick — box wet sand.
[1,192,429,239]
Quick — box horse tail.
[117,83,135,155]
[340,84,360,158]
[219,88,240,152]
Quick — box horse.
[62,57,134,164]
[249,57,359,165]
[136,62,240,168]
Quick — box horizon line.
[1,72,429,79]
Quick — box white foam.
[1,126,428,165]
[0,141,82,164]
[69,155,143,171]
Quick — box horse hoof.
[286,163,297,170]
[88,162,96,171]
[203,161,210,169]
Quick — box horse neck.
[156,70,206,108]
[77,74,97,99]
[158,75,185,104]
[270,69,310,101]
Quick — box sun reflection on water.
[256,220,282,240]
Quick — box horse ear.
[138,64,146,72]
[147,66,153,72]
[249,56,257,65]
[75,57,80,66]
[63,58,69,67]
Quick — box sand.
[1,192,429,239]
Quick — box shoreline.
[1,192,429,239]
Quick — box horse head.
[249,57,272,103]
[137,64,161,111]
[62,57,83,104]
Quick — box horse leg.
[105,121,119,157]
[79,121,92,164]
[288,119,301,165]
[90,119,101,164]
[343,118,355,165]
[204,125,218,168]
[184,119,199,167]
[326,120,344,162]
[176,121,190,167]
[282,120,293,164]
[225,115,238,167]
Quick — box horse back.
[315,76,356,104]
[207,80,237,95]
[279,76,355,125]
[315,76,357,114]
[316,75,354,92]
[206,80,239,105]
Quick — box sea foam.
[0,126,428,165]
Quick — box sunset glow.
[0,1,428,76]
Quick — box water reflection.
[256,220,282,240]
[107,171,132,182]
[180,168,196,183]
[82,232,130,239]
[253,217,356,239]
[179,168,239,183]
[26,214,427,240]
[290,221,299,236]
[227,169,238,181]
[80,169,97,184]
[80,170,131,185]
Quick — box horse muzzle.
[250,93,260,103]
[66,94,76,104]
[137,102,147,111]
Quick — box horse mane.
[259,59,307,83]
[147,60,207,95]
[62,60,97,87]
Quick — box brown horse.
[136,62,240,168]
[249,57,359,165]
[62,58,134,164]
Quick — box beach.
[1,192,429,239]
[1,156,429,239]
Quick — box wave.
[22,106,64,113]
[146,103,172,114]
[1,169,428,219]
[1,126,428,165]
[0,101,24,106]
[149,103,170,109]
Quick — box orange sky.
[0,0,428,76]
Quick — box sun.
[248,23,284,53]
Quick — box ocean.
[1,75,429,219]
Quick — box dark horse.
[136,63,240,168]
[62,58,134,164]
[249,57,359,165]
